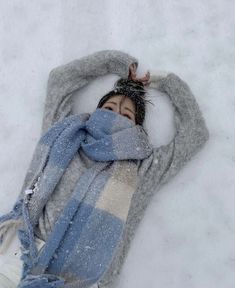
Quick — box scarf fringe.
[18,274,65,288]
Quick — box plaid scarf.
[0,109,152,288]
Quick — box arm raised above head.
[140,71,209,189]
[41,50,138,134]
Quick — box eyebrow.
[105,101,135,115]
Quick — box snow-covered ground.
[0,1,235,287]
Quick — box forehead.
[106,95,135,106]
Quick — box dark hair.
[97,78,148,125]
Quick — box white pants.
[0,234,45,288]
[0,233,99,288]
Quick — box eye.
[104,106,113,111]
[123,114,131,120]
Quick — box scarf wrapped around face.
[0,108,152,288]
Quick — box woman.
[0,50,209,288]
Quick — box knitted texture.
[0,50,209,288]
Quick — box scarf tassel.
[17,274,65,288]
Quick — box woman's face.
[101,95,136,124]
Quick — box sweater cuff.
[105,50,138,78]
[149,72,174,90]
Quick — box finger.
[130,66,136,75]
[129,65,135,79]
[130,64,137,72]
[138,76,148,82]
[133,63,137,72]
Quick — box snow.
[0,1,235,287]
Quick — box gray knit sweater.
[20,50,209,287]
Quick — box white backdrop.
[0,1,235,287]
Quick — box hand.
[128,63,151,86]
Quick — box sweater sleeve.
[41,50,138,134]
[141,72,210,188]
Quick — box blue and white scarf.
[0,108,152,288]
